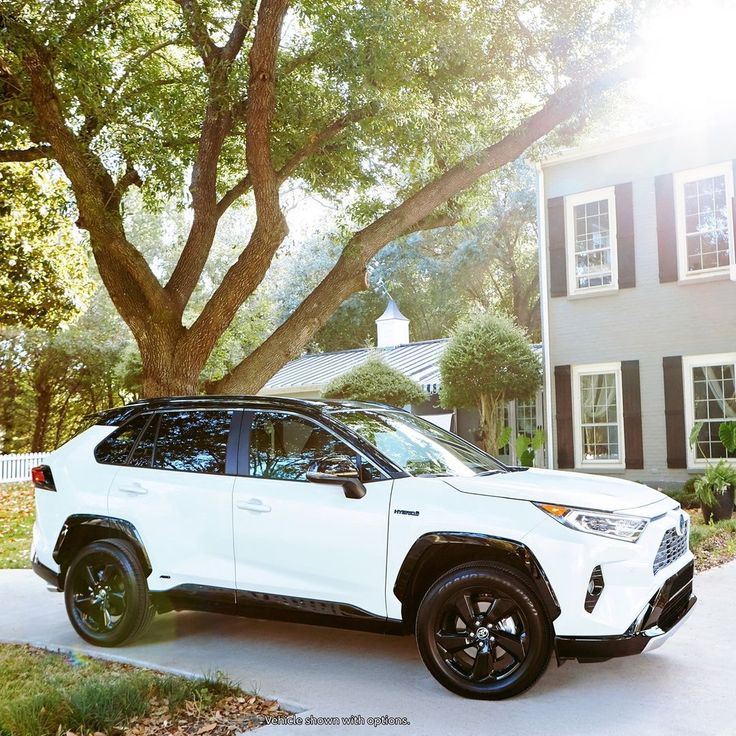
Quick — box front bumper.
[556,560,696,662]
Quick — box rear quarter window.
[94,414,150,465]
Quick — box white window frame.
[682,352,736,469]
[564,187,618,296]
[674,161,735,282]
[572,362,625,470]
[506,390,545,467]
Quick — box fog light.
[584,565,604,613]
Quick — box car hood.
[444,468,672,515]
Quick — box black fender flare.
[393,532,561,621]
[53,514,152,578]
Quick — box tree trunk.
[32,386,51,452]
[478,393,502,456]
[139,329,209,397]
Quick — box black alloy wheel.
[416,562,552,699]
[64,539,154,647]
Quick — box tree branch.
[20,37,176,340]
[211,60,637,393]
[180,0,290,363]
[174,0,219,72]
[222,0,258,63]
[0,145,52,162]
[216,104,375,216]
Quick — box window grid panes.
[683,174,730,272]
[573,199,613,289]
[579,372,620,462]
[515,398,537,438]
[692,364,736,460]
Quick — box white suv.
[31,396,696,699]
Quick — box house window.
[683,354,736,466]
[565,187,618,294]
[674,162,734,279]
[572,363,625,468]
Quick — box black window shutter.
[655,174,678,283]
[554,365,574,468]
[621,360,643,469]
[615,183,636,288]
[547,196,567,297]
[662,356,687,469]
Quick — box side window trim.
[240,409,390,482]
[127,412,156,467]
[225,410,244,476]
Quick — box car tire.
[416,561,552,699]
[64,538,154,647]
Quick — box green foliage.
[663,478,700,510]
[719,421,736,453]
[322,357,427,408]
[439,312,540,453]
[439,313,541,410]
[0,164,92,330]
[515,429,546,467]
[693,460,736,508]
[0,644,240,736]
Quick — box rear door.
[232,410,393,616]
[108,409,240,592]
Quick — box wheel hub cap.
[475,626,490,640]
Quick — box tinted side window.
[152,410,233,474]
[94,414,149,465]
[249,412,381,482]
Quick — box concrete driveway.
[0,564,732,736]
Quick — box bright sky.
[620,0,736,129]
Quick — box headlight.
[534,503,649,543]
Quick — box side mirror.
[306,455,367,499]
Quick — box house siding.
[543,123,736,486]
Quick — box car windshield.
[329,409,506,477]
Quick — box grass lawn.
[0,482,34,569]
[0,644,287,736]
[687,510,736,571]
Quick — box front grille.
[652,526,688,575]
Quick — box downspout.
[535,161,554,469]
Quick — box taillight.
[31,465,56,491]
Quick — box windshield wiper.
[475,469,505,476]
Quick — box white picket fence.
[0,452,49,483]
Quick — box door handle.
[237,499,271,513]
[119,483,148,495]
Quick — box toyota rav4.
[31,396,696,699]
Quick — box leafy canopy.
[322,357,427,408]
[439,312,541,410]
[0,164,91,330]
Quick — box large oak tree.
[0,0,638,396]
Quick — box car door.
[108,408,240,593]
[232,410,393,617]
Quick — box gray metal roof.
[263,339,448,394]
[262,339,542,395]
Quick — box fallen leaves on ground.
[126,694,289,735]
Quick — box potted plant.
[689,420,736,523]
[694,459,736,523]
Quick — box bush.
[663,477,700,510]
[439,312,540,453]
[322,356,427,407]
